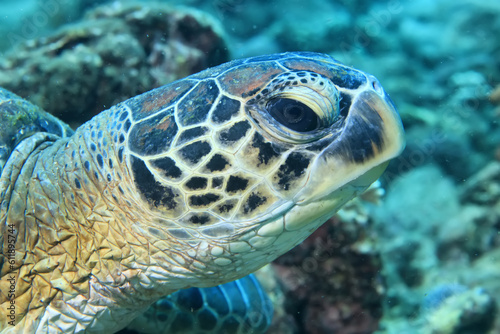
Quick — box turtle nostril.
[370,76,384,96]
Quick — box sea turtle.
[0,51,405,333]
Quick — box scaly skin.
[1,113,168,332]
[0,52,405,333]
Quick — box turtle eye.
[266,98,320,132]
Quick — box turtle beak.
[338,86,406,176]
[296,82,405,203]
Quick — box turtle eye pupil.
[267,98,319,132]
[283,105,304,124]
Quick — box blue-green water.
[0,1,499,333]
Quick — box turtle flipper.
[123,274,273,334]
[0,88,73,174]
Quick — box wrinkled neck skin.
[0,128,200,332]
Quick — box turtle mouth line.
[294,159,388,206]
[280,159,390,234]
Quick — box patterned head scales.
[93,52,404,285]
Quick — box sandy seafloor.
[0,0,499,333]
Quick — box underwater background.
[0,0,499,333]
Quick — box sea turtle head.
[117,52,405,287]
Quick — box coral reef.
[423,286,496,334]
[272,217,383,334]
[0,2,228,125]
[372,162,500,333]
